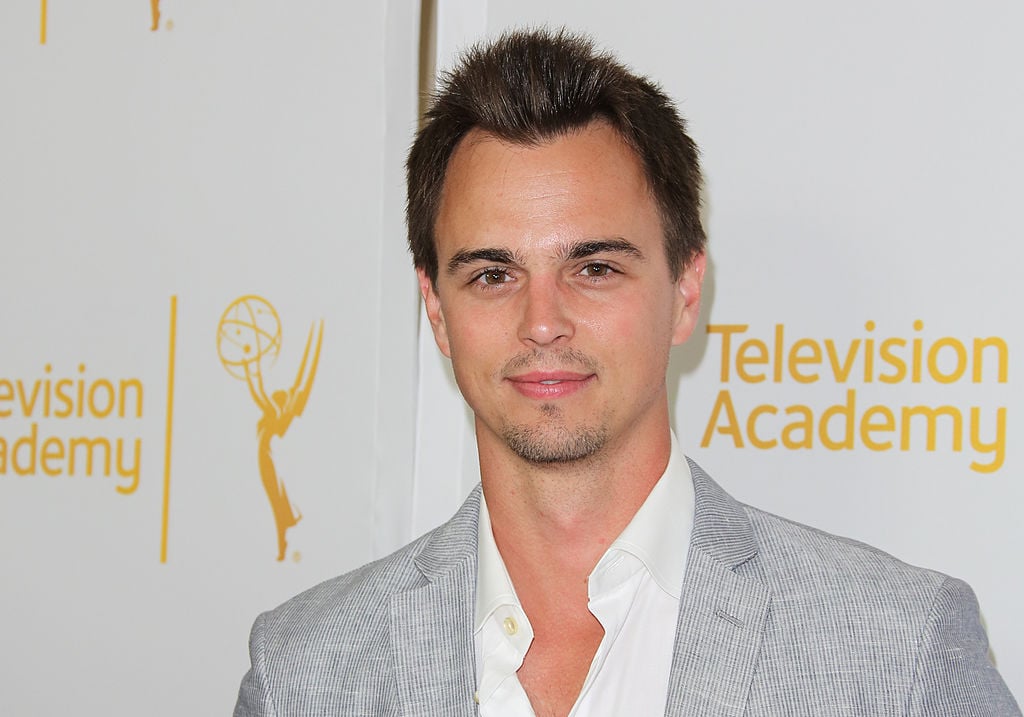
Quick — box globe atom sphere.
[217,295,282,380]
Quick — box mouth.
[505,371,595,399]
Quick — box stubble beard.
[501,404,609,464]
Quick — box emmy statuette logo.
[217,296,323,561]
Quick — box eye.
[580,262,614,278]
[472,268,512,286]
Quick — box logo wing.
[284,320,324,421]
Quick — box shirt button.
[473,691,480,704]
[503,616,518,635]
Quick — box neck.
[478,416,673,596]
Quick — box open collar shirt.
[473,435,695,715]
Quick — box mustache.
[502,347,599,375]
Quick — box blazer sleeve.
[908,577,1021,716]
[233,613,278,717]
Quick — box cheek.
[583,289,677,343]
[443,308,509,374]
[446,305,494,343]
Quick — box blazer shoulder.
[741,502,948,598]
[683,461,1017,713]
[253,485,481,655]
[235,490,482,716]
[262,531,433,636]
[737,504,1019,713]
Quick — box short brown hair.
[407,28,706,284]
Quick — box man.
[234,29,1019,716]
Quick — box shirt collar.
[474,432,695,630]
[592,433,694,599]
[475,494,519,634]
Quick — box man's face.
[418,121,704,465]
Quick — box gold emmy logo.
[217,296,323,561]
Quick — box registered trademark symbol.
[292,551,302,563]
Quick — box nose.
[517,277,574,347]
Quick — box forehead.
[435,122,660,258]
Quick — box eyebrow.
[446,248,517,275]
[444,238,645,275]
[564,238,645,262]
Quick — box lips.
[505,371,595,399]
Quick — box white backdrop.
[1,1,420,713]
[418,0,1024,700]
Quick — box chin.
[501,421,609,464]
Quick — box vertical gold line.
[40,0,47,45]
[160,295,178,563]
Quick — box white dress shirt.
[473,435,695,715]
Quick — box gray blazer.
[234,461,1020,715]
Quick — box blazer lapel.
[390,488,481,717]
[665,461,771,716]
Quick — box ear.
[671,252,706,346]
[417,268,452,358]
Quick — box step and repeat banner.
[3,0,1021,711]
[1,1,420,713]
[420,0,1024,699]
